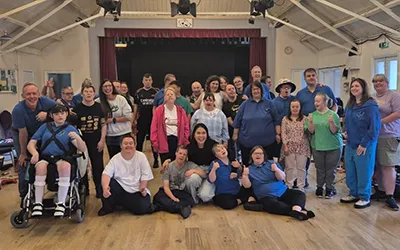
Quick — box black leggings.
[136,120,159,165]
[213,186,254,210]
[153,188,195,214]
[100,178,152,215]
[85,136,104,195]
[259,189,306,216]
[159,135,178,164]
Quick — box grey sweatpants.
[312,147,342,190]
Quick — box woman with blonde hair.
[371,74,400,211]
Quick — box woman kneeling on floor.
[241,146,315,220]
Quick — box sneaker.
[386,196,399,211]
[325,189,334,199]
[32,203,43,217]
[340,195,359,203]
[54,203,66,217]
[370,190,386,201]
[180,205,191,219]
[315,187,324,198]
[354,200,370,209]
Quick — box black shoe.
[288,210,308,221]
[325,189,334,199]
[149,203,162,214]
[153,163,159,169]
[370,190,386,201]
[98,208,114,217]
[243,201,264,212]
[315,187,324,198]
[304,209,316,218]
[386,196,399,211]
[180,205,191,219]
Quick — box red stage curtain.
[105,28,261,38]
[99,37,117,81]
[250,37,267,77]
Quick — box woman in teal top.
[306,93,343,199]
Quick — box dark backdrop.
[116,38,250,96]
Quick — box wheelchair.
[10,130,89,229]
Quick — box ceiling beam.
[290,0,358,49]
[301,0,400,42]
[4,17,62,41]
[1,13,102,55]
[314,0,400,37]
[0,0,48,19]
[0,0,73,50]
[263,14,359,54]
[277,0,301,18]
[68,2,90,18]
[369,0,400,23]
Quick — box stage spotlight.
[171,0,197,17]
[250,0,274,18]
[96,0,122,21]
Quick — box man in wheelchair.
[27,104,87,217]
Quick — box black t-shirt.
[223,97,244,137]
[188,140,217,166]
[73,102,105,140]
[134,87,158,122]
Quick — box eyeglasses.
[63,92,74,96]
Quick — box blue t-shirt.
[296,85,337,116]
[31,122,79,156]
[208,159,240,195]
[248,161,287,199]
[244,84,271,100]
[272,95,295,121]
[11,96,57,137]
[153,88,165,107]
[233,98,280,148]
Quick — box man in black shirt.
[134,73,160,168]
[73,85,107,198]
[222,84,244,162]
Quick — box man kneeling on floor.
[98,135,156,216]
[153,145,206,219]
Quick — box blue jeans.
[12,130,29,198]
[344,142,377,201]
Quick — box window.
[374,56,398,90]
[318,68,342,97]
[44,72,72,99]
[291,69,307,93]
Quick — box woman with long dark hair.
[99,79,132,158]
[340,78,381,209]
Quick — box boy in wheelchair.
[27,104,87,217]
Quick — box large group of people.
[9,66,400,221]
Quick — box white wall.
[0,49,42,111]
[275,27,318,92]
[89,18,276,88]
[41,27,91,93]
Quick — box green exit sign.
[379,42,389,49]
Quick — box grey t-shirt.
[162,161,200,190]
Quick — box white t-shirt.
[199,92,224,110]
[104,95,132,136]
[103,151,154,194]
[164,104,178,136]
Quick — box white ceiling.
[0,0,399,53]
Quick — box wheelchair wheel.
[75,208,84,223]
[10,211,29,229]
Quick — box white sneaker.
[340,195,359,203]
[54,203,66,217]
[32,203,43,217]
[354,200,370,209]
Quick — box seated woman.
[154,145,206,219]
[242,146,315,221]
[208,144,256,210]
[27,104,87,217]
[98,135,155,216]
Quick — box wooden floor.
[1,145,400,250]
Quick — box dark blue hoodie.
[344,99,381,149]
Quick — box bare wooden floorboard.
[1,147,400,250]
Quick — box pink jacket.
[150,104,190,153]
